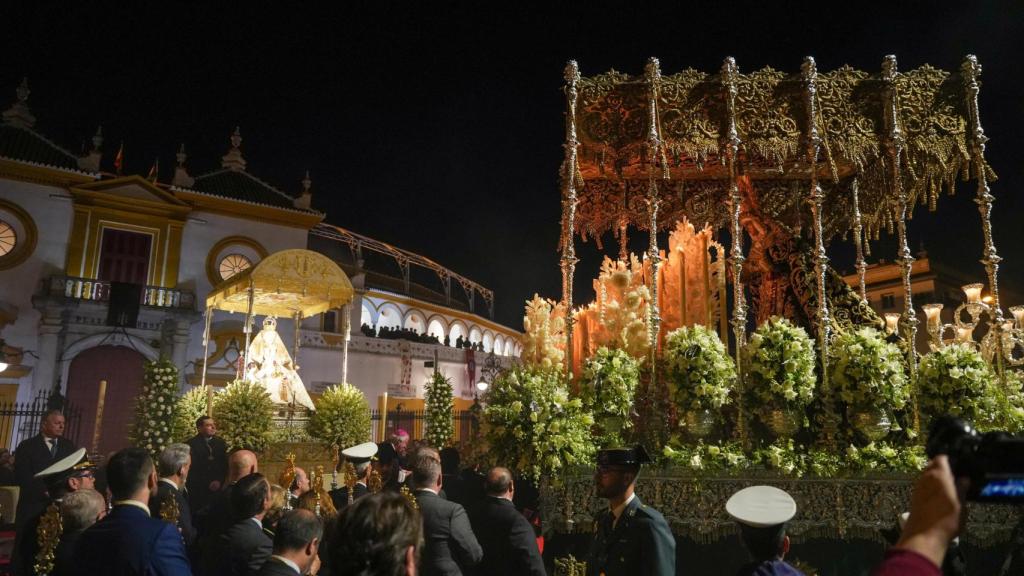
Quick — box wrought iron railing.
[0,391,83,451]
[47,276,195,309]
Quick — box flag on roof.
[113,141,124,175]
[147,158,159,183]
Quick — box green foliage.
[213,379,275,452]
[664,325,735,411]
[173,385,212,442]
[919,344,998,425]
[424,372,455,448]
[662,439,749,472]
[579,347,640,447]
[483,365,595,482]
[831,327,909,410]
[744,317,817,409]
[307,383,371,449]
[131,358,180,461]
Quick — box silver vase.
[683,409,716,439]
[849,407,892,442]
[764,408,801,438]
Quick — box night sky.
[2,3,1022,328]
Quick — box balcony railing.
[48,276,195,310]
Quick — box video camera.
[926,416,1024,503]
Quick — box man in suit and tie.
[468,467,545,576]
[186,415,228,514]
[150,443,196,547]
[410,447,482,576]
[219,472,274,576]
[53,488,106,576]
[328,441,376,510]
[257,509,322,576]
[14,410,79,529]
[73,447,192,575]
[587,446,675,576]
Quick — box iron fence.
[0,391,83,451]
[369,409,480,445]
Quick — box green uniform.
[587,496,676,576]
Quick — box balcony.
[45,276,196,310]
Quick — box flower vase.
[602,415,624,438]
[764,407,801,438]
[849,407,892,442]
[682,409,716,439]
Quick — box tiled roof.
[191,169,309,211]
[0,124,81,171]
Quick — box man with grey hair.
[53,488,106,576]
[411,448,481,575]
[149,442,196,546]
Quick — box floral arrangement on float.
[172,384,212,442]
[579,347,639,447]
[483,366,595,482]
[743,317,817,436]
[424,372,455,448]
[522,295,566,369]
[213,379,275,452]
[831,327,909,441]
[587,256,651,360]
[664,325,735,438]
[131,358,180,461]
[307,383,371,449]
[918,343,998,427]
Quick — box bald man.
[469,467,546,576]
[289,467,310,500]
[197,450,258,575]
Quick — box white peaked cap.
[34,447,88,479]
[726,485,797,528]
[342,442,378,462]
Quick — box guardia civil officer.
[726,485,805,576]
[587,445,675,576]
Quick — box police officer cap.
[596,445,651,467]
[726,485,797,528]
[34,447,95,488]
[342,441,378,464]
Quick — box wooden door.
[98,228,152,285]
[66,345,145,456]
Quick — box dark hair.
[331,492,422,576]
[231,473,270,520]
[439,447,460,475]
[273,509,323,553]
[739,523,787,562]
[106,447,154,500]
[485,467,513,496]
[410,452,441,489]
[196,415,213,429]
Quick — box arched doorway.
[66,345,146,456]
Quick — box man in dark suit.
[196,449,258,575]
[14,409,78,529]
[73,447,192,575]
[219,472,274,576]
[468,467,545,576]
[410,447,482,576]
[186,415,228,514]
[53,487,106,576]
[377,428,409,470]
[150,443,196,547]
[587,446,675,576]
[257,509,322,576]
[328,441,375,510]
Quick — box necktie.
[48,438,57,458]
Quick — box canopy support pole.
[201,305,213,415]
[341,303,352,384]
[241,279,256,375]
[560,61,581,376]
[644,57,664,376]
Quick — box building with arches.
[0,80,520,450]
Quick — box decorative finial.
[961,54,981,81]
[302,170,311,193]
[644,57,662,82]
[3,77,36,129]
[92,126,103,151]
[77,125,104,172]
[564,60,580,85]
[801,56,817,80]
[220,126,247,171]
[882,55,898,81]
[294,170,313,210]
[176,143,187,167]
[172,143,195,187]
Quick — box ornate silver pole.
[241,278,256,374]
[882,55,920,438]
[560,60,581,375]
[851,177,868,304]
[644,57,663,361]
[201,306,213,415]
[722,57,747,444]
[341,302,352,384]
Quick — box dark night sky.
[2,2,1022,328]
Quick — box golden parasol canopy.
[205,248,354,318]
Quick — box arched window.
[0,220,15,257]
[218,253,252,281]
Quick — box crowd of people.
[6,409,996,575]
[359,323,488,351]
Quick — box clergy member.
[726,485,805,576]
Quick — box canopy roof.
[206,248,354,317]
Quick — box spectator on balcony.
[456,335,465,349]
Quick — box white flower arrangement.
[580,347,640,447]
[173,385,213,441]
[744,317,817,409]
[424,372,455,448]
[131,358,180,461]
[213,379,275,452]
[307,383,371,449]
[522,295,566,369]
[831,327,909,410]
[664,325,735,411]
[919,344,998,425]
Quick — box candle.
[884,313,901,335]
[1010,306,1024,330]
[956,326,973,342]
[922,303,943,330]
[962,283,984,304]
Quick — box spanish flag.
[113,141,124,175]
[147,158,159,183]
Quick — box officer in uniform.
[329,441,377,510]
[14,448,97,576]
[726,485,805,576]
[587,445,675,576]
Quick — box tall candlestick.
[963,283,984,304]
[884,313,901,335]
[92,380,107,455]
[922,304,943,331]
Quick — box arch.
[59,330,160,388]
[403,309,427,332]
[494,334,506,356]
[66,345,148,455]
[482,331,494,353]
[505,339,515,356]
[426,315,447,341]
[360,300,376,327]
[448,320,468,343]
[376,302,403,329]
[468,326,483,346]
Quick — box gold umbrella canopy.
[205,249,354,318]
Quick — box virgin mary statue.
[244,316,316,410]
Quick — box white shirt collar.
[415,487,439,495]
[610,492,636,528]
[159,478,179,490]
[270,555,301,575]
[251,516,263,529]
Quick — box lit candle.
[962,283,984,304]
[1010,306,1024,330]
[884,313,901,335]
[957,326,973,342]
[922,303,943,330]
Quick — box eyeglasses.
[74,471,95,479]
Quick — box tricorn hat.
[596,445,651,467]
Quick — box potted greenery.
[664,325,735,439]
[831,327,909,441]
[744,317,817,438]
